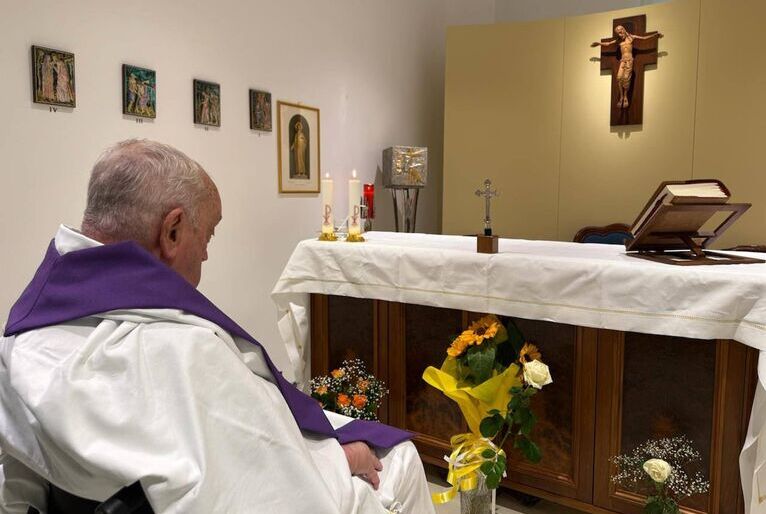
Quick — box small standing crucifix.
[591,15,663,126]
[475,179,499,236]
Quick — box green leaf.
[466,346,496,384]
[512,407,526,425]
[481,449,495,459]
[479,413,503,438]
[526,441,542,463]
[494,322,509,344]
[497,454,507,468]
[480,461,494,475]
[643,500,664,514]
[515,436,542,463]
[520,411,537,437]
[453,358,470,383]
[508,394,523,411]
[485,472,501,490]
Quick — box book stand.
[625,203,764,265]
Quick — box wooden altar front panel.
[309,294,758,514]
[594,331,758,514]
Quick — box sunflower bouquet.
[423,314,552,503]
[310,358,388,421]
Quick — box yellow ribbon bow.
[431,433,506,504]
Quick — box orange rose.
[337,393,351,407]
[357,379,370,392]
[315,385,328,395]
[331,369,345,379]
[352,394,367,409]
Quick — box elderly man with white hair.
[0,139,435,513]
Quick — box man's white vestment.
[0,226,433,513]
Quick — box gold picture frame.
[277,101,320,194]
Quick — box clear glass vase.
[460,474,493,514]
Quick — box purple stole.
[4,240,410,449]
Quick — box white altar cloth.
[271,231,766,512]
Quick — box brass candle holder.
[345,233,365,243]
[318,231,338,241]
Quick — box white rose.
[523,360,552,389]
[643,459,672,483]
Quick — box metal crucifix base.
[391,188,420,233]
[477,234,498,254]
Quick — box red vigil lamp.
[363,184,375,231]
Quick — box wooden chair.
[573,223,633,245]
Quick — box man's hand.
[341,441,383,490]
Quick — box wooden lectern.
[625,180,764,265]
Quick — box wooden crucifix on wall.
[591,15,663,126]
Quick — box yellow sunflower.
[518,342,542,363]
[447,333,471,357]
[467,315,501,345]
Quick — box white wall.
[494,0,667,22]
[0,0,493,378]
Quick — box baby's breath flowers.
[310,359,388,421]
[611,436,710,513]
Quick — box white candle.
[348,169,362,235]
[321,173,334,234]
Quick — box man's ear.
[158,207,185,263]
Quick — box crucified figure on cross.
[475,179,498,236]
[591,25,663,109]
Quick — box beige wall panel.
[442,20,564,239]
[557,0,700,241]
[693,0,766,248]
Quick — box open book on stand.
[625,179,764,265]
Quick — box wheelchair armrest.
[95,481,153,514]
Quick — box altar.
[272,232,766,514]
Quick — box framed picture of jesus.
[31,45,76,108]
[249,89,272,131]
[193,79,220,127]
[122,65,156,118]
[277,101,320,194]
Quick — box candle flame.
[325,172,330,179]
[352,169,357,179]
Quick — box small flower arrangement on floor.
[423,314,553,506]
[611,436,710,514]
[310,358,388,421]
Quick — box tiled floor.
[427,469,581,514]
